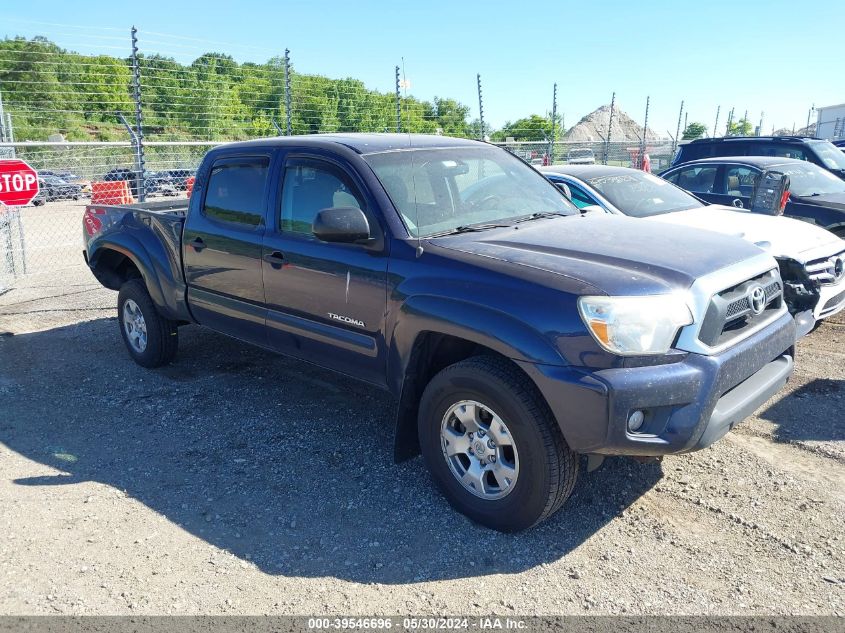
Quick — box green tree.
[491,114,553,142]
[682,122,707,140]
[728,118,753,136]
[0,36,472,142]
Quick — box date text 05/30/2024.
[307,617,527,630]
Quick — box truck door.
[183,153,273,345]
[261,155,389,386]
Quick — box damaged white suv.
[540,164,845,333]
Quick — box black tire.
[418,355,578,531]
[117,279,178,368]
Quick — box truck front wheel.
[418,356,578,531]
[117,279,178,368]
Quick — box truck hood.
[645,206,845,263]
[433,214,769,296]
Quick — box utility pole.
[758,112,764,137]
[476,74,485,141]
[284,49,292,136]
[713,106,721,139]
[130,26,146,202]
[640,96,650,169]
[395,66,401,133]
[603,92,616,165]
[673,100,684,153]
[806,104,815,136]
[0,88,6,142]
[725,107,734,136]
[549,82,558,164]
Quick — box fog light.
[628,410,645,432]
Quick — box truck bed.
[88,198,189,218]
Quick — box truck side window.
[280,160,365,235]
[203,157,269,227]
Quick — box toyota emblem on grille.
[748,284,766,315]
[834,256,845,283]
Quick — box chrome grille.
[804,250,845,286]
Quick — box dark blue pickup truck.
[83,134,796,531]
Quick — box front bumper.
[518,311,796,456]
[815,281,845,320]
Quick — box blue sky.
[3,0,843,136]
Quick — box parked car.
[83,134,796,531]
[145,171,180,196]
[660,157,845,238]
[31,175,84,205]
[39,170,92,194]
[567,147,596,164]
[156,168,194,190]
[103,167,166,197]
[834,139,845,150]
[670,136,845,181]
[540,165,845,324]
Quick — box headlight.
[578,294,693,356]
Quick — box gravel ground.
[0,266,843,616]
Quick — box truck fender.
[387,294,567,461]
[88,230,189,322]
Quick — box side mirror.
[312,207,372,243]
[554,182,573,200]
[580,204,605,215]
[750,170,790,216]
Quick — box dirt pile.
[564,104,660,142]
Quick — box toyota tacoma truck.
[83,134,796,531]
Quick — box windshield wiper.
[430,222,512,237]
[514,211,568,223]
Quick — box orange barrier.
[186,176,196,197]
[91,181,134,205]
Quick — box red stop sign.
[0,159,40,207]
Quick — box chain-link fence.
[0,23,679,292]
[0,141,217,291]
[492,140,676,171]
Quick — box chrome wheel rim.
[440,400,519,500]
[122,299,148,353]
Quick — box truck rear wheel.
[418,355,578,531]
[117,279,178,368]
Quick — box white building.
[815,103,845,140]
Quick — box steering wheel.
[467,193,502,210]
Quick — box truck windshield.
[364,145,577,237]
[587,171,705,217]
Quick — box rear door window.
[203,156,270,227]
[759,144,808,161]
[674,166,719,193]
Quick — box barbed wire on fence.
[1,20,826,292]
